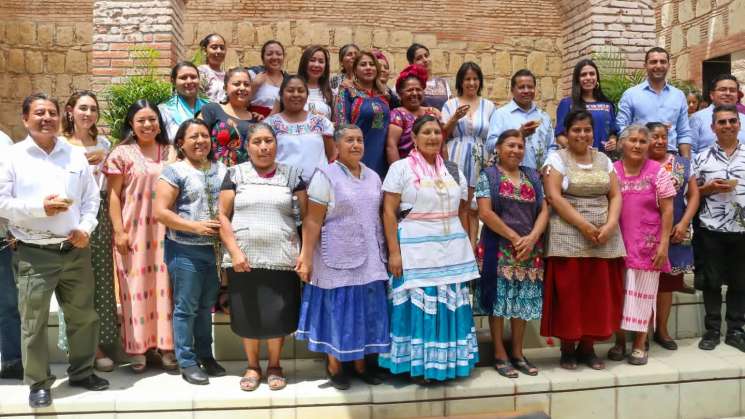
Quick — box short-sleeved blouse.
[198,65,226,103]
[543,150,614,191]
[159,160,227,245]
[264,112,334,182]
[199,102,254,167]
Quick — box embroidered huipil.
[661,154,695,273]
[308,162,388,289]
[382,157,479,289]
[222,162,303,270]
[614,159,676,271]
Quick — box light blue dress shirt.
[689,105,745,154]
[485,100,555,169]
[616,80,692,152]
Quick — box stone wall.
[658,0,745,89]
[0,18,93,139]
[182,1,566,116]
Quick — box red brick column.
[91,0,186,93]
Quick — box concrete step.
[1,338,743,419]
[43,286,709,363]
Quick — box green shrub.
[101,46,172,142]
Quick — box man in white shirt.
[0,129,23,381]
[0,93,108,408]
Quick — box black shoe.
[200,357,226,377]
[354,368,382,385]
[698,330,721,350]
[725,332,745,352]
[69,374,109,391]
[29,388,52,408]
[653,333,678,350]
[0,361,24,380]
[326,368,350,390]
[182,365,209,385]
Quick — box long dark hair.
[170,61,199,86]
[571,59,613,110]
[173,119,214,161]
[62,90,100,140]
[221,66,252,105]
[455,62,483,97]
[298,45,332,108]
[119,100,170,146]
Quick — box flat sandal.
[240,366,262,392]
[266,366,287,391]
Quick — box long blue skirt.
[296,280,390,362]
[378,278,479,381]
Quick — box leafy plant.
[101,46,172,142]
[591,47,700,106]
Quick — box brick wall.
[0,17,93,140]
[182,1,566,115]
[657,0,745,89]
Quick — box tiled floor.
[2,338,743,419]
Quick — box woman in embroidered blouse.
[159,61,208,141]
[607,125,675,365]
[265,75,335,182]
[555,59,618,158]
[104,100,177,373]
[249,40,286,118]
[292,45,333,119]
[295,124,389,390]
[386,64,441,164]
[443,62,497,248]
[476,129,548,378]
[379,115,480,383]
[199,67,256,167]
[197,33,227,103]
[154,119,227,385]
[406,43,451,110]
[330,43,360,95]
[334,51,391,179]
[218,122,307,392]
[57,90,120,372]
[540,110,626,371]
[646,122,699,351]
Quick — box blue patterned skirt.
[378,278,479,381]
[296,281,390,362]
[474,276,543,320]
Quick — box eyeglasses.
[715,118,740,126]
[714,87,739,94]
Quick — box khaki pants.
[15,244,98,390]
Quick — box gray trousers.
[15,244,99,390]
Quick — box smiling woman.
[197,33,228,103]
[159,61,209,142]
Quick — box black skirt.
[228,268,301,339]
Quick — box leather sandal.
[578,351,605,370]
[510,356,538,376]
[559,351,577,370]
[628,349,648,366]
[266,366,287,391]
[239,366,262,392]
[494,358,518,378]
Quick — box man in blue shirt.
[690,74,745,155]
[485,69,555,169]
[617,47,692,158]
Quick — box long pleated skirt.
[296,280,390,361]
[378,278,479,381]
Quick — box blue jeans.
[0,245,22,367]
[165,239,220,369]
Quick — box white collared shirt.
[0,131,13,238]
[0,135,100,244]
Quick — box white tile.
[514,369,551,394]
[605,357,679,386]
[370,375,445,404]
[293,358,371,405]
[296,405,370,419]
[616,383,679,419]
[117,413,192,419]
[445,395,515,416]
[536,360,616,391]
[680,379,741,419]
[193,409,276,419]
[676,302,705,339]
[372,401,444,418]
[443,366,514,399]
[516,393,550,415]
[550,388,615,419]
[656,350,740,380]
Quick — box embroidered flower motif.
[519,183,535,201]
[215,129,231,146]
[498,180,514,196]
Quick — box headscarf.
[396,64,428,93]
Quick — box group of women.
[43,34,702,392]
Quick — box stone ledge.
[1,339,743,419]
